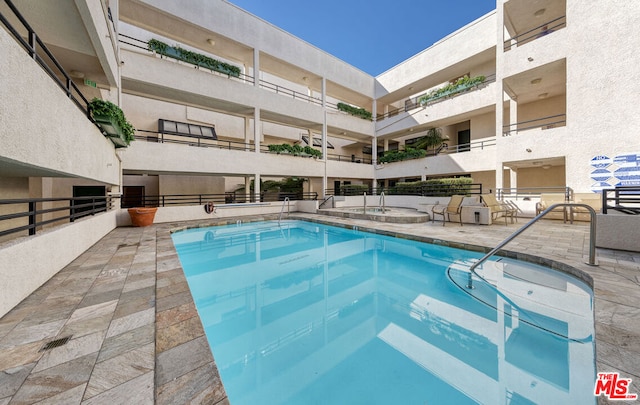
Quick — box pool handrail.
[379,192,386,214]
[278,197,290,224]
[466,203,597,289]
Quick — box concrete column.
[510,97,518,131]
[254,173,261,203]
[245,176,251,202]
[372,139,378,164]
[509,168,518,191]
[244,116,251,150]
[254,107,260,154]
[321,77,328,196]
[383,139,389,152]
[253,48,259,87]
[495,0,506,193]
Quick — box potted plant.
[127,207,157,227]
[89,98,135,148]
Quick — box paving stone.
[97,323,154,363]
[156,315,205,353]
[156,362,226,405]
[156,302,198,329]
[84,343,154,399]
[0,319,66,349]
[81,370,153,405]
[0,362,36,399]
[31,383,85,405]
[33,331,104,373]
[156,336,213,385]
[10,353,97,405]
[106,307,155,338]
[0,340,45,370]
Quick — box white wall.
[0,211,117,318]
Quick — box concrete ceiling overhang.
[503,59,566,104]
[1,0,116,88]
[375,48,496,106]
[504,0,566,38]
[375,105,495,142]
[0,157,75,178]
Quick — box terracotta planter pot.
[127,207,157,227]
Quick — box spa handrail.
[363,192,367,214]
[379,192,386,214]
[466,203,597,289]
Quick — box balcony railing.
[436,137,496,155]
[602,187,640,215]
[503,16,567,52]
[502,114,566,136]
[0,0,91,117]
[326,183,483,197]
[134,130,373,164]
[126,192,318,208]
[0,196,114,239]
[377,74,496,121]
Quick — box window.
[301,135,334,149]
[158,119,217,139]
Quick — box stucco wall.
[0,27,120,185]
[0,211,117,318]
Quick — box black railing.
[134,129,253,151]
[0,196,114,239]
[134,130,374,164]
[376,74,496,121]
[327,154,373,164]
[602,187,640,215]
[504,16,567,52]
[126,192,318,208]
[502,114,566,136]
[326,184,483,197]
[1,0,91,117]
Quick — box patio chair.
[481,194,516,225]
[432,195,464,226]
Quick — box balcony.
[502,114,566,136]
[377,75,496,122]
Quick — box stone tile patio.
[0,213,638,404]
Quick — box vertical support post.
[28,201,36,235]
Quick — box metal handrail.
[379,192,386,214]
[278,197,290,224]
[319,195,334,209]
[466,203,597,289]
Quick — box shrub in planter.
[89,98,135,147]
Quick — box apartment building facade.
[1,0,640,314]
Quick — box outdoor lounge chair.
[481,194,516,225]
[432,195,464,226]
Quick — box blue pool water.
[172,220,595,404]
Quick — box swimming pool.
[172,220,595,404]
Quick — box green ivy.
[147,38,241,77]
[378,146,426,163]
[418,75,486,105]
[268,143,322,158]
[89,98,135,145]
[336,102,372,120]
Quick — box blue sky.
[227,0,496,76]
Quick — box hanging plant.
[89,98,135,147]
[337,102,372,120]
